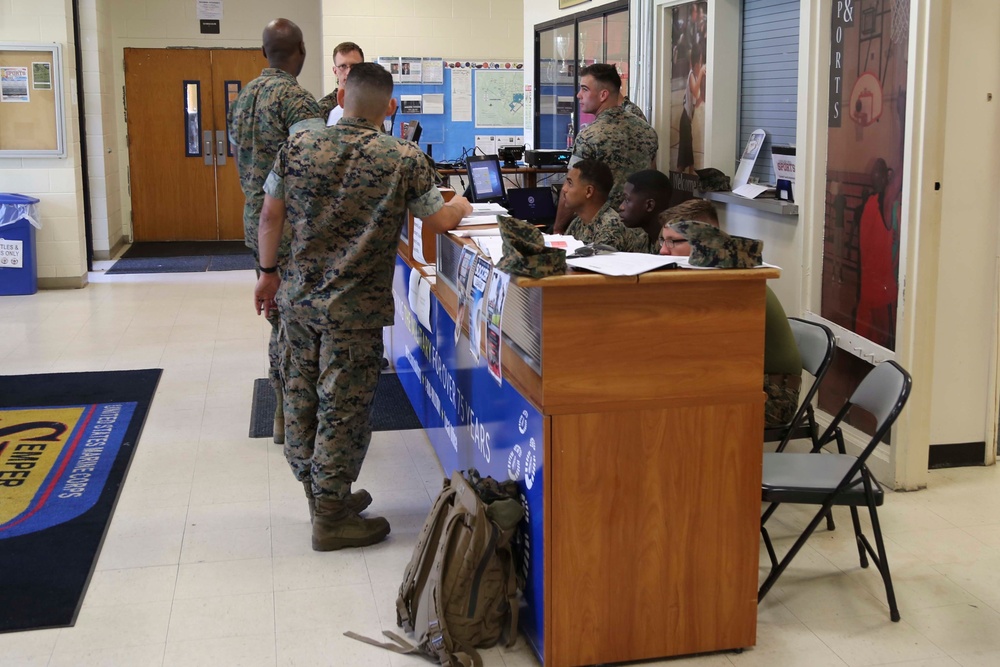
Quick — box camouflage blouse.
[264,117,444,329]
[566,201,649,253]
[227,68,322,254]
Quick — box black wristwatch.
[258,265,278,274]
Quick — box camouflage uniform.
[317,88,338,121]
[566,202,649,253]
[569,106,658,209]
[763,287,802,427]
[263,116,445,498]
[621,96,647,122]
[227,68,322,391]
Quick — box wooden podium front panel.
[547,401,762,666]
[539,280,767,412]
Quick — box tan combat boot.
[273,385,285,445]
[302,482,372,522]
[312,495,390,551]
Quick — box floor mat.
[0,369,162,632]
[249,372,422,438]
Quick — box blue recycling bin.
[0,193,41,296]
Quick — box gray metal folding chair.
[764,317,836,452]
[758,360,913,622]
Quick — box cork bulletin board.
[0,43,66,157]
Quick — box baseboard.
[93,236,127,261]
[928,441,986,469]
[38,275,88,290]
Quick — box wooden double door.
[124,48,267,241]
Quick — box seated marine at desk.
[657,198,719,255]
[619,169,673,253]
[660,200,803,427]
[562,159,649,253]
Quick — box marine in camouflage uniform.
[227,18,322,442]
[570,106,658,210]
[317,88,338,120]
[254,62,471,550]
[621,96,647,122]
[566,202,648,253]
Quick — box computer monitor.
[506,187,556,222]
[465,155,506,204]
[403,120,422,143]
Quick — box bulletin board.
[0,43,66,158]
[391,65,526,164]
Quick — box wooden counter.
[390,238,775,666]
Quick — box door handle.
[203,131,213,166]
[215,130,227,166]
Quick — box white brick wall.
[0,0,88,285]
[321,0,524,97]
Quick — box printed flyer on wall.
[468,254,492,361]
[485,268,511,385]
[454,245,478,344]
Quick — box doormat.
[250,372,422,438]
[105,254,255,275]
[0,369,161,633]
[121,241,252,258]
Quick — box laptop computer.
[506,187,557,228]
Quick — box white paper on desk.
[469,202,507,215]
[543,234,586,254]
[458,216,500,227]
[732,183,771,199]
[566,253,679,276]
[680,258,782,271]
[450,227,502,237]
[475,237,505,263]
[412,217,427,264]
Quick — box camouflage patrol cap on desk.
[495,215,567,279]
[696,167,732,192]
[669,219,763,269]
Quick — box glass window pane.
[184,81,201,157]
[537,24,576,150]
[606,11,630,97]
[578,17,604,126]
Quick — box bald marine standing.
[228,18,323,444]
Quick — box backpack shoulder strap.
[396,480,458,630]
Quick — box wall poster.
[666,1,708,198]
[820,0,910,424]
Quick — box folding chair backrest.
[788,318,835,379]
[849,360,912,432]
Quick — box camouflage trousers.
[280,317,383,499]
[764,372,802,428]
[254,263,283,392]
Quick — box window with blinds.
[738,0,799,184]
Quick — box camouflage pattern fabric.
[668,219,763,268]
[264,116,444,328]
[495,215,566,278]
[566,201,649,253]
[281,322,383,498]
[317,88,338,120]
[569,106,658,209]
[696,167,731,192]
[227,68,322,256]
[621,96,647,123]
[764,372,802,428]
[265,115,444,498]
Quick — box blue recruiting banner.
[389,258,546,660]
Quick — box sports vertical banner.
[820,0,910,424]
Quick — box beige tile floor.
[3,267,1000,667]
